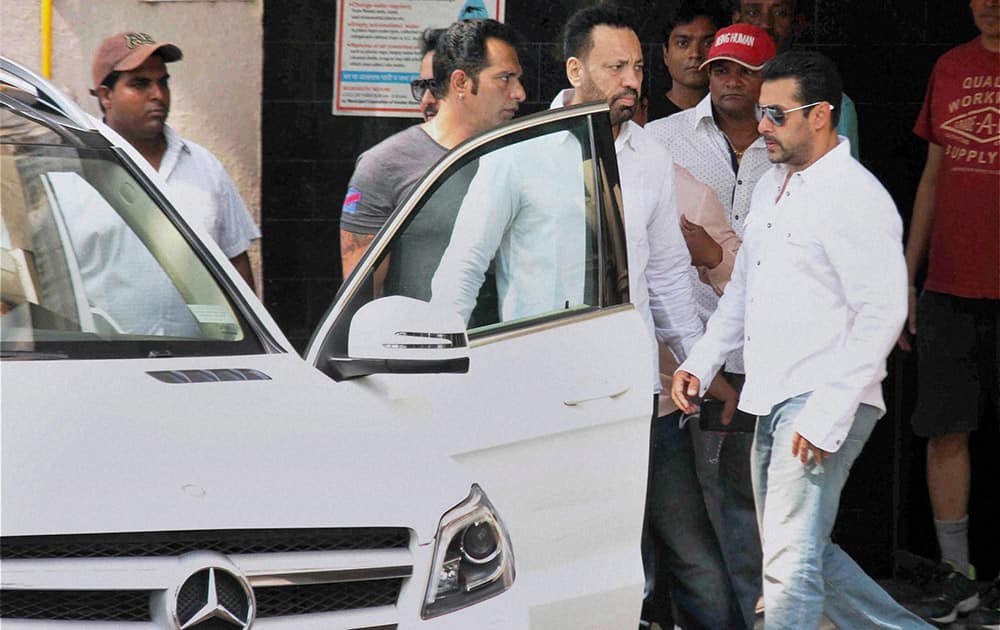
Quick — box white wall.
[1,0,264,286]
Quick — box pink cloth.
[674,164,741,296]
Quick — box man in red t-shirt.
[900,0,1000,625]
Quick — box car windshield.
[0,107,263,359]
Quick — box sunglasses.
[760,101,833,127]
[410,78,435,102]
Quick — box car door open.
[307,103,653,629]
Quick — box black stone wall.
[261,1,994,578]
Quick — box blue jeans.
[648,411,745,629]
[751,393,932,629]
[689,404,762,627]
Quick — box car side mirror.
[325,296,470,381]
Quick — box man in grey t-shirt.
[338,19,526,280]
[339,126,446,239]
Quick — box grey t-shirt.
[340,125,447,235]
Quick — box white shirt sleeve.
[214,165,260,258]
[645,164,702,363]
[678,227,750,392]
[430,155,516,323]
[792,186,907,451]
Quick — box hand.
[671,370,701,414]
[681,215,723,269]
[705,374,738,426]
[897,287,917,351]
[791,431,830,465]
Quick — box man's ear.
[450,69,469,97]
[95,85,113,113]
[566,56,584,88]
[811,103,833,131]
[732,9,742,24]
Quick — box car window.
[339,115,626,343]
[1,109,263,358]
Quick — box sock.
[935,515,972,578]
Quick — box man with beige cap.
[91,32,259,289]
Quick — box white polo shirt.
[160,125,260,258]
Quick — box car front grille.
[255,578,404,617]
[0,528,412,628]
[0,527,409,559]
[0,590,150,622]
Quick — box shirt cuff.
[793,399,851,453]
[707,251,734,292]
[676,355,713,399]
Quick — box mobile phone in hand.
[699,399,757,433]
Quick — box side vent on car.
[147,369,271,384]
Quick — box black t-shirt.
[646,94,684,124]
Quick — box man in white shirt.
[91,32,260,289]
[553,5,741,628]
[672,51,930,629]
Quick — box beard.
[608,88,639,126]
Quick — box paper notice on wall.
[333,0,506,117]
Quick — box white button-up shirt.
[160,125,260,258]
[551,90,703,392]
[646,94,772,373]
[678,140,907,452]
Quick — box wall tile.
[814,1,926,45]
[262,101,319,161]
[537,43,567,106]
[262,161,316,220]
[316,44,334,105]
[262,277,310,340]
[307,277,342,333]
[315,159,356,219]
[926,4,980,44]
[829,44,948,106]
[516,43,542,104]
[264,0,335,44]
[264,40,316,102]
[262,219,341,280]
[316,111,413,161]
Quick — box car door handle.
[563,385,631,406]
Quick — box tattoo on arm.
[340,230,375,280]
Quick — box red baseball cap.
[699,24,776,71]
[91,32,182,91]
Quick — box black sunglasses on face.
[410,79,435,102]
[761,101,833,126]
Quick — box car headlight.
[422,484,515,618]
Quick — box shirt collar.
[550,88,635,150]
[693,94,716,132]
[773,136,851,184]
[615,120,639,153]
[550,88,572,110]
[159,124,189,178]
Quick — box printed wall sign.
[334,0,505,117]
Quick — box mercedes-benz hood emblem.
[173,566,255,629]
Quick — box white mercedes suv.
[0,56,652,629]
